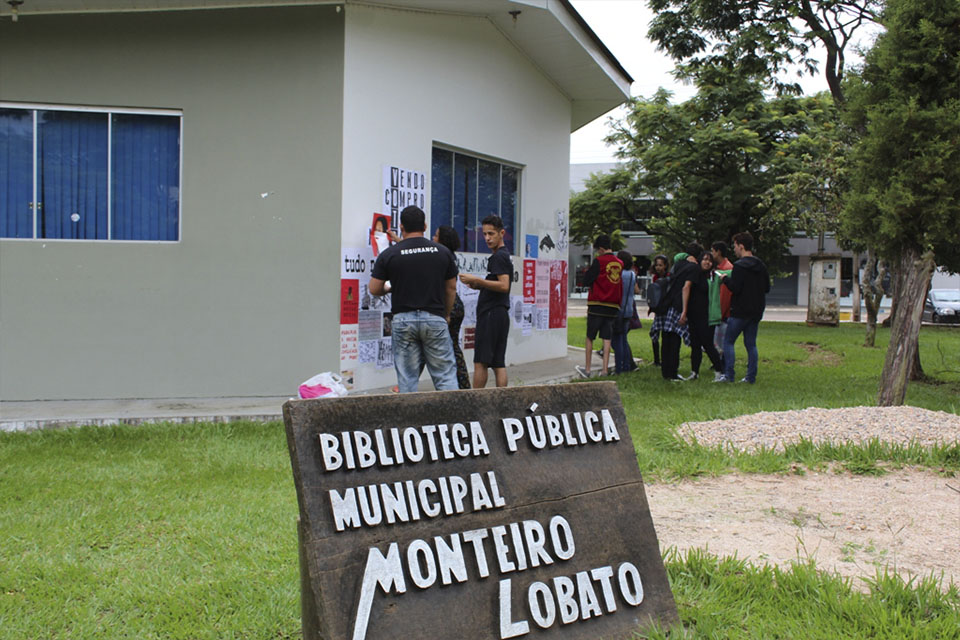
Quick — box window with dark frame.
[1,105,181,241]
[430,147,519,254]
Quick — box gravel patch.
[679,406,960,452]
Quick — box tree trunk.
[852,251,861,322]
[861,250,886,348]
[877,248,936,406]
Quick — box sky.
[567,0,867,164]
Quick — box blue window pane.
[453,153,477,252]
[500,165,518,254]
[0,108,34,238]
[430,147,452,239]
[476,160,500,255]
[37,110,108,240]
[112,114,180,241]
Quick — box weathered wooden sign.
[283,382,677,640]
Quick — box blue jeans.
[392,310,458,393]
[723,316,760,383]
[612,319,633,373]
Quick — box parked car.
[922,289,960,324]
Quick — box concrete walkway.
[1,347,596,432]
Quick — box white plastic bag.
[298,372,348,399]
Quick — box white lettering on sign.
[500,409,620,453]
[329,470,505,532]
[319,422,490,472]
[351,515,579,640]
[497,561,645,637]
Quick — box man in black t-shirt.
[459,215,512,388]
[370,206,459,393]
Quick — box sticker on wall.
[556,208,569,252]
[382,165,426,230]
[549,260,568,329]
[538,233,556,254]
[358,341,377,365]
[522,303,535,336]
[524,234,539,259]
[376,338,394,369]
[463,327,476,350]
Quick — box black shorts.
[475,307,509,368]
[586,313,615,341]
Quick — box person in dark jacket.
[718,231,770,383]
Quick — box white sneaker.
[713,371,726,382]
[575,365,592,379]
[683,372,699,381]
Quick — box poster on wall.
[549,259,568,329]
[535,258,551,328]
[369,213,393,257]
[340,325,358,367]
[382,165,426,230]
[524,234,538,259]
[522,259,536,304]
[340,279,359,324]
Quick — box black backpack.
[646,276,670,314]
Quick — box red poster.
[549,260,568,329]
[463,327,476,350]
[340,279,359,324]
[523,259,536,303]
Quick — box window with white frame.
[0,104,181,241]
[430,147,520,254]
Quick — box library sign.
[283,382,677,640]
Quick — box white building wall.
[341,4,573,391]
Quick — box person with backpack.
[611,250,639,374]
[646,255,669,367]
[680,250,724,380]
[654,246,700,381]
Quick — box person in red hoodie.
[576,234,623,377]
[711,241,735,356]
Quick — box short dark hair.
[400,206,426,233]
[481,215,504,230]
[435,224,460,253]
[593,234,612,250]
[616,250,633,270]
[652,254,669,269]
[732,231,754,251]
[711,241,728,258]
[685,242,704,257]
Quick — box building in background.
[0,0,631,400]
[569,162,959,307]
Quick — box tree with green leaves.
[647,0,882,103]
[840,0,960,405]
[568,166,642,251]
[605,68,838,267]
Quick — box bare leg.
[601,339,612,375]
[473,362,489,389]
[493,367,508,387]
[584,337,594,373]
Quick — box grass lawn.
[568,319,960,479]
[1,321,958,638]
